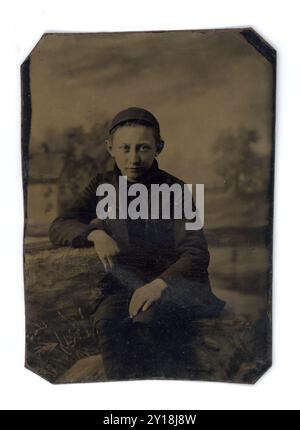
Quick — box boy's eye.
[140,145,151,152]
[119,145,130,152]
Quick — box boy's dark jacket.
[49,160,225,317]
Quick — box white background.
[0,0,299,411]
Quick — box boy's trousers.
[93,281,195,380]
[92,274,224,381]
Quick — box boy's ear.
[155,139,165,156]
[105,138,114,156]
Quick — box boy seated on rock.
[49,107,225,380]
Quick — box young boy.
[49,107,225,380]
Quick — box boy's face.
[107,125,159,182]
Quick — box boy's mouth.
[125,167,143,172]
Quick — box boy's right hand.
[87,230,120,271]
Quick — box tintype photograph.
[22,28,275,384]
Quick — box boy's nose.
[128,150,141,165]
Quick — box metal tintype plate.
[22,29,275,384]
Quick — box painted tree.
[213,127,263,195]
[58,121,112,209]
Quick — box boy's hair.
[109,119,165,152]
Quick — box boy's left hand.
[129,278,168,318]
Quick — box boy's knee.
[131,308,155,325]
[93,291,131,327]
[131,299,187,327]
[131,299,170,325]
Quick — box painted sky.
[29,30,274,185]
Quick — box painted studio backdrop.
[22,29,275,384]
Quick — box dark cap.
[109,107,160,134]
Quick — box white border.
[1,0,299,411]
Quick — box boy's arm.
[158,219,210,288]
[49,174,105,247]
[128,224,210,317]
